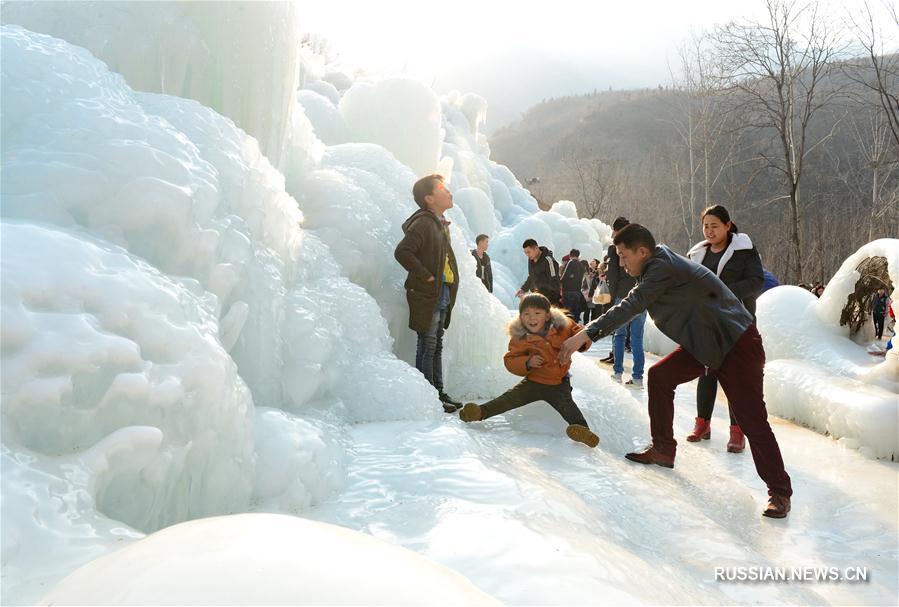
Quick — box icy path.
[310,338,898,606]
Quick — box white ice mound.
[339,77,443,177]
[40,514,499,606]
[757,239,899,459]
[1,1,300,167]
[1,222,255,530]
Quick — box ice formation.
[0,14,618,603]
[40,514,498,605]
[757,239,899,459]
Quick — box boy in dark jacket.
[471,233,493,293]
[560,224,793,518]
[394,174,462,413]
[516,239,561,305]
[460,293,598,448]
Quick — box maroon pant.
[646,325,792,497]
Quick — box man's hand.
[527,354,545,369]
[427,275,436,282]
[559,332,592,365]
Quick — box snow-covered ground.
[308,340,899,606]
[1,4,897,605]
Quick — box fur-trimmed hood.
[502,308,586,385]
[507,307,570,341]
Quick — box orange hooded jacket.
[503,308,589,385]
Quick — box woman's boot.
[727,425,745,453]
[686,417,711,442]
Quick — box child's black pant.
[480,377,589,427]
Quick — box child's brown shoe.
[459,403,483,422]
[566,424,599,448]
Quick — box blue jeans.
[415,284,450,392]
[613,297,646,379]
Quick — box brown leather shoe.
[566,424,600,448]
[763,494,791,518]
[624,445,675,468]
[459,402,483,422]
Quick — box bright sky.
[300,0,898,129]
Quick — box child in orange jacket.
[459,293,599,447]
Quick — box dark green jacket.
[394,209,459,333]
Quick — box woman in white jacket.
[685,205,764,453]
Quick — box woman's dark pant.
[696,375,738,425]
[646,325,792,497]
[480,378,589,427]
[874,313,885,339]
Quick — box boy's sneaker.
[625,377,643,388]
[459,403,483,422]
[611,373,622,383]
[566,424,600,448]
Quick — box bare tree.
[560,150,621,219]
[713,0,847,282]
[668,34,744,243]
[843,1,899,148]
[849,111,899,239]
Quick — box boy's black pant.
[874,313,885,339]
[480,378,589,427]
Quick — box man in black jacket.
[471,234,493,293]
[516,239,561,305]
[561,249,587,322]
[560,224,793,519]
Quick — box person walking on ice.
[559,224,793,518]
[459,293,599,448]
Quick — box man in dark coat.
[560,224,793,519]
[394,174,462,413]
[516,239,561,305]
[471,233,493,293]
[561,248,588,322]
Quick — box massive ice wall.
[0,24,440,600]
[1,0,300,168]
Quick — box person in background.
[762,268,779,293]
[583,258,601,323]
[813,284,825,298]
[394,174,462,413]
[561,248,588,323]
[685,205,764,454]
[560,224,793,519]
[597,258,615,363]
[872,287,889,341]
[606,217,645,386]
[471,234,493,293]
[516,239,561,305]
